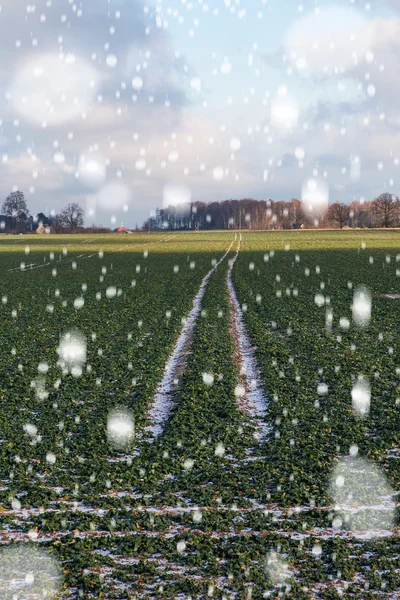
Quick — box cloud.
[256,8,400,204]
[283,5,373,76]
[283,9,400,108]
[1,152,75,192]
[306,99,365,124]
[0,0,191,117]
[9,53,101,126]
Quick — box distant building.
[114,227,128,233]
[36,224,55,234]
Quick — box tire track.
[143,240,234,443]
[227,234,270,444]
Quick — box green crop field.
[0,230,399,599]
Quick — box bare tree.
[2,190,29,233]
[290,198,304,229]
[49,213,65,233]
[141,196,399,231]
[351,200,373,228]
[372,193,399,228]
[328,203,350,229]
[60,203,84,229]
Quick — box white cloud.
[284,5,372,76]
[285,9,400,107]
[9,53,101,126]
[1,152,74,194]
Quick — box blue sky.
[1,0,400,226]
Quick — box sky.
[1,0,400,227]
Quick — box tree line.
[144,193,400,231]
[0,191,90,234]
[2,189,399,234]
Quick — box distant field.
[0,230,399,599]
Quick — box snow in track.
[143,240,234,442]
[227,234,269,442]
